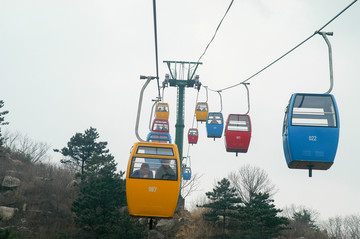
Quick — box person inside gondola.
[131,163,153,178]
[155,159,175,180]
[210,117,218,124]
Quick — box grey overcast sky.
[1,0,360,220]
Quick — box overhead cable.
[197,0,235,63]
[152,0,161,99]
[205,0,357,93]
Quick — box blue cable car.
[282,93,340,176]
[146,132,172,144]
[206,112,224,140]
[182,167,191,180]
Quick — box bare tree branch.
[228,164,278,203]
[181,173,203,199]
[3,130,20,149]
[322,216,345,239]
[322,214,360,239]
[344,214,360,239]
[3,130,51,163]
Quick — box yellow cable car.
[195,102,209,122]
[126,142,181,218]
[155,102,169,120]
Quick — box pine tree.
[293,208,317,230]
[234,193,289,239]
[54,127,109,175]
[200,178,242,238]
[282,208,330,238]
[0,100,9,147]
[71,154,146,239]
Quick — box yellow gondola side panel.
[155,103,169,120]
[126,142,181,218]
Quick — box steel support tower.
[163,60,202,165]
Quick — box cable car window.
[129,157,177,180]
[153,121,169,131]
[147,133,171,143]
[227,115,250,131]
[183,167,191,174]
[189,129,198,135]
[157,104,168,112]
[152,134,167,139]
[154,158,177,180]
[159,135,168,139]
[208,113,223,124]
[137,146,174,156]
[196,103,208,111]
[148,139,170,144]
[291,95,337,127]
[130,158,155,179]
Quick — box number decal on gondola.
[149,187,157,192]
[309,136,317,141]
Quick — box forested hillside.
[2,145,359,239]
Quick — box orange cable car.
[155,102,169,120]
[195,102,209,122]
[126,142,181,218]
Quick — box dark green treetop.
[200,178,242,238]
[199,178,289,239]
[293,208,317,230]
[0,100,9,147]
[72,153,146,239]
[54,127,109,175]
[234,192,289,239]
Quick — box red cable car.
[224,114,251,156]
[151,119,169,133]
[187,128,199,145]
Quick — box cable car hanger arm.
[243,83,250,115]
[135,76,157,142]
[316,31,334,94]
[217,91,223,113]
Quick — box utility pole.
[163,61,202,166]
